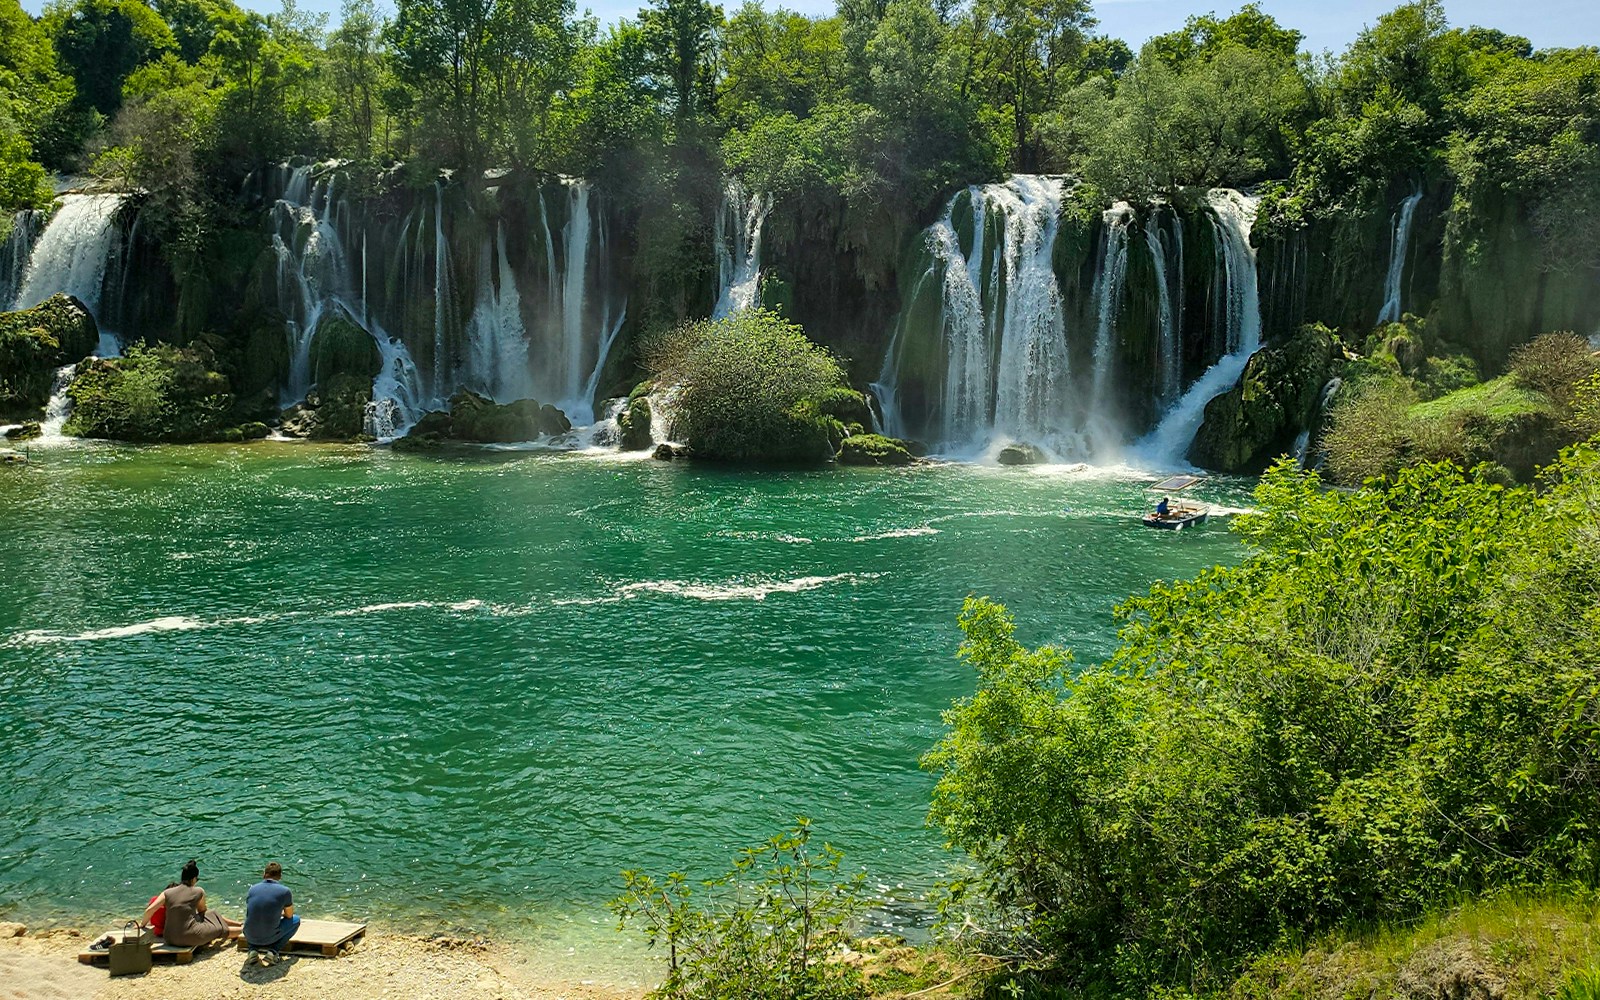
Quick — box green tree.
[43,0,175,120]
[638,0,721,130]
[613,819,869,1000]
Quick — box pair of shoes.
[255,949,275,967]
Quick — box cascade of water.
[1090,203,1134,407]
[14,194,126,320]
[36,364,78,440]
[2,209,43,308]
[1144,210,1180,404]
[1139,189,1262,467]
[464,222,533,401]
[935,188,991,447]
[990,177,1070,449]
[559,180,592,405]
[268,163,431,436]
[432,183,456,397]
[712,179,773,319]
[874,176,1090,455]
[1377,188,1423,326]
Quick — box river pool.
[0,442,1250,974]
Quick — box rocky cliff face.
[1189,324,1339,473]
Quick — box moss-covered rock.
[837,433,915,466]
[280,373,374,441]
[1190,323,1339,473]
[396,390,573,448]
[617,395,653,451]
[0,294,100,420]
[310,316,381,384]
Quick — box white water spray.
[712,179,773,319]
[1377,188,1423,326]
[1139,189,1262,467]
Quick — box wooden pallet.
[78,931,212,966]
[278,919,367,958]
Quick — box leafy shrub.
[1321,376,1414,482]
[1510,332,1600,412]
[926,453,1600,994]
[64,342,234,442]
[613,819,868,1000]
[645,309,846,464]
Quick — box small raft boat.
[1142,474,1208,530]
[0,449,27,465]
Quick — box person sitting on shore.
[144,860,241,947]
[243,862,299,966]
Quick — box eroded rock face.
[1189,323,1339,473]
[0,294,99,420]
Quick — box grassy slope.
[1229,895,1599,1000]
[1408,376,1552,423]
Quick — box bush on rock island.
[64,343,268,443]
[280,373,375,441]
[645,309,849,465]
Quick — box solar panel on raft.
[1150,475,1205,492]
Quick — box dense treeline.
[3,0,1598,305]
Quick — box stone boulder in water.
[997,443,1047,466]
[0,294,100,420]
[396,390,572,448]
[1189,323,1338,473]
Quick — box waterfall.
[432,183,457,396]
[2,210,43,309]
[269,163,431,437]
[1377,188,1423,326]
[1090,203,1134,408]
[533,178,625,424]
[36,364,78,440]
[13,194,127,357]
[463,222,533,401]
[712,179,773,319]
[882,175,1204,459]
[1139,189,1262,467]
[559,181,591,405]
[1145,210,1180,404]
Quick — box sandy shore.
[0,925,649,1000]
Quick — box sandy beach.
[0,925,648,1000]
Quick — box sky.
[19,0,1600,54]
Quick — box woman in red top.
[146,882,178,936]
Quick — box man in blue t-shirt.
[243,862,299,966]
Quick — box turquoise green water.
[0,443,1249,969]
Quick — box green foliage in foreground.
[613,818,869,1000]
[645,309,848,464]
[926,451,1600,994]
